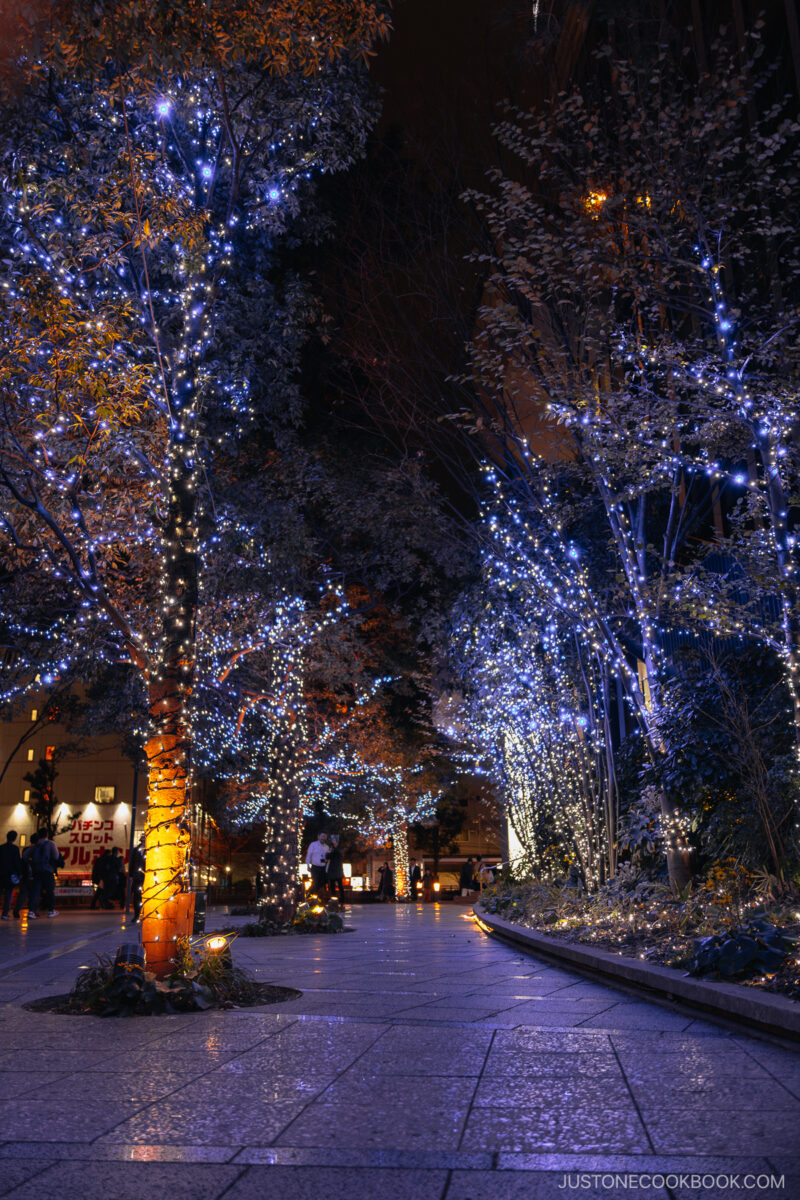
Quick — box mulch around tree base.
[22,983,301,1015]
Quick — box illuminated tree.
[326,699,444,896]
[321,756,441,898]
[451,491,615,888]
[454,31,800,889]
[0,1,389,970]
[192,556,392,917]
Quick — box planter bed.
[475,904,800,1045]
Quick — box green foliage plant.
[67,932,264,1014]
[687,919,797,981]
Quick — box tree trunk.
[392,823,410,899]
[140,672,193,975]
[140,450,198,976]
[657,792,692,894]
[262,778,300,921]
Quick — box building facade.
[0,700,145,878]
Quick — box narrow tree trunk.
[392,823,410,899]
[140,447,198,976]
[658,795,692,894]
[140,672,193,975]
[262,777,300,921]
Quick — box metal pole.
[124,766,140,918]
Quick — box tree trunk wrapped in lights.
[140,427,200,969]
[140,695,193,972]
[391,822,410,899]
[261,774,301,922]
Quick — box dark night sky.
[369,0,534,181]
[370,0,800,153]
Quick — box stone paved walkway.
[0,904,798,1199]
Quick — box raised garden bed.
[476,899,800,1044]
[480,876,800,1002]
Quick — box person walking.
[0,830,23,920]
[29,830,62,918]
[326,834,346,904]
[477,859,494,890]
[129,835,146,922]
[409,858,422,900]
[422,866,434,902]
[305,831,329,899]
[459,857,475,898]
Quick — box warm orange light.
[584,189,609,218]
[205,935,229,953]
[433,881,440,892]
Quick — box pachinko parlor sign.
[56,807,128,874]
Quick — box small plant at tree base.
[69,952,213,1017]
[291,901,344,933]
[67,933,264,1015]
[176,935,263,1006]
[238,917,293,937]
[238,901,345,936]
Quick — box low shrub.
[686,919,797,980]
[67,933,268,1015]
[239,902,345,937]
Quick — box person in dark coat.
[90,849,114,909]
[377,862,394,901]
[15,832,39,918]
[0,830,23,919]
[459,857,475,897]
[326,835,346,903]
[28,831,61,918]
[110,847,125,905]
[409,859,422,900]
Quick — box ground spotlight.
[200,932,236,969]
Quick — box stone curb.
[474,904,800,1044]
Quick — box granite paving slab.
[626,1074,800,1111]
[473,1071,634,1110]
[220,1165,450,1200]
[96,1096,306,1145]
[0,1161,51,1198]
[446,1169,666,1200]
[0,1161,244,1200]
[0,901,797,1194]
[274,1074,473,1150]
[460,1102,650,1154]
[0,1071,64,1100]
[579,1002,694,1030]
[641,1104,800,1155]
[0,1098,142,1143]
[28,1069,215,1105]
